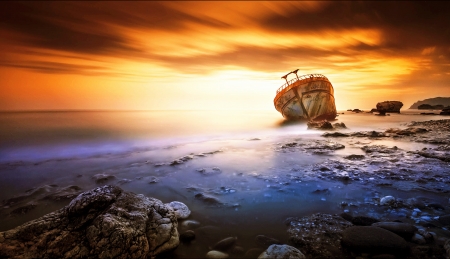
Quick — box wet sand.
[0,112,449,258]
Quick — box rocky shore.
[1,119,450,258]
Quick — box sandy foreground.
[1,118,450,258]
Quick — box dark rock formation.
[418,104,445,110]
[307,121,347,130]
[372,222,418,240]
[0,185,180,259]
[441,108,450,115]
[409,97,450,109]
[341,226,409,256]
[287,213,353,258]
[376,101,403,115]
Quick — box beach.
[1,110,449,258]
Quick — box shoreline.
[0,117,450,258]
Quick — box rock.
[361,145,398,154]
[258,244,306,259]
[170,155,194,165]
[411,233,426,244]
[304,140,345,153]
[42,185,83,201]
[307,120,333,130]
[372,222,418,240]
[194,193,224,206]
[206,250,229,259]
[322,132,350,137]
[352,109,362,113]
[10,203,37,215]
[179,230,195,243]
[333,122,347,129]
[428,203,445,210]
[344,154,365,160]
[255,235,281,248]
[180,220,201,230]
[212,237,237,252]
[229,246,245,255]
[380,196,396,206]
[288,213,353,258]
[351,216,380,226]
[370,108,378,113]
[376,101,403,115]
[351,131,388,138]
[245,248,265,258]
[438,214,450,226]
[196,167,222,176]
[165,201,191,219]
[91,173,117,184]
[441,108,450,115]
[0,185,179,259]
[341,226,409,256]
[445,239,450,259]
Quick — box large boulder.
[376,101,403,115]
[0,185,180,259]
[341,226,409,256]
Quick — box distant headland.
[409,97,450,109]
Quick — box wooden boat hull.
[274,74,337,121]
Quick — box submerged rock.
[0,185,180,259]
[91,173,117,184]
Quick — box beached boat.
[274,69,337,121]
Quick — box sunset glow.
[1,1,449,111]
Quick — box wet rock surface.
[341,226,409,256]
[0,185,180,259]
[287,213,353,258]
[258,244,306,259]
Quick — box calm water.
[0,109,446,256]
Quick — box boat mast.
[281,69,299,84]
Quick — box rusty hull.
[274,73,337,121]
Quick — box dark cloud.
[262,1,450,50]
[0,60,109,76]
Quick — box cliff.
[409,97,450,109]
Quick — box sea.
[0,109,446,255]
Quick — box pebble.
[179,230,195,243]
[212,237,237,252]
[411,233,426,244]
[255,235,282,248]
[180,220,201,230]
[206,250,229,259]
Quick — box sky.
[1,1,449,111]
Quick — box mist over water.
[0,109,446,250]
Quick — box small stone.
[245,248,265,258]
[180,230,195,243]
[258,244,306,259]
[411,233,426,244]
[229,246,245,255]
[212,237,237,252]
[380,196,395,206]
[180,220,201,230]
[255,235,281,248]
[206,250,229,259]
